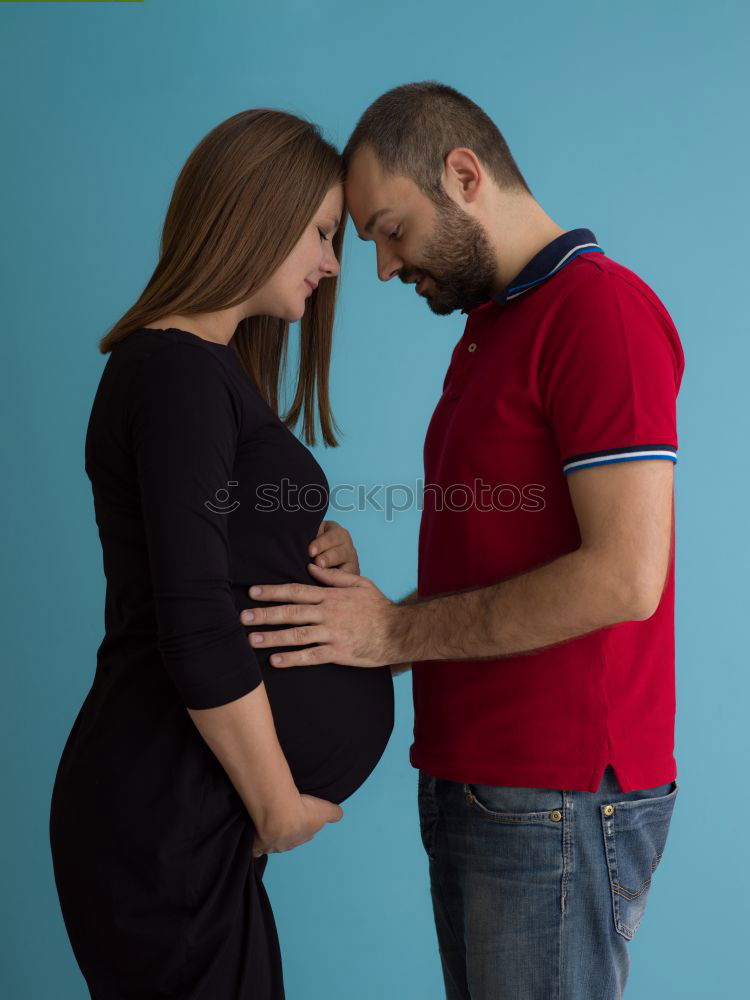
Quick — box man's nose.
[377,251,402,282]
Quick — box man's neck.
[487,196,566,294]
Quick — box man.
[240,82,683,999]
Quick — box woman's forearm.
[186,681,299,834]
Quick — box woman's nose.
[323,245,340,278]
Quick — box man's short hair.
[343,81,530,201]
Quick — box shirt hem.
[410,749,677,793]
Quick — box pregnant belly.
[256,645,394,804]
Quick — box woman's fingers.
[309,521,343,558]
[252,796,344,856]
[310,542,347,568]
[306,563,361,587]
[308,522,360,572]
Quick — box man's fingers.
[307,563,360,587]
[249,625,330,650]
[247,582,324,603]
[269,644,335,669]
[242,603,322,626]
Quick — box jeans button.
[549,810,562,822]
[603,804,615,817]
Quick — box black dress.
[49,327,394,999]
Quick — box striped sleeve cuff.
[562,444,678,475]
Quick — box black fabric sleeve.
[129,342,262,709]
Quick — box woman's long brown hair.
[99,109,346,446]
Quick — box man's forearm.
[388,589,418,675]
[390,547,648,664]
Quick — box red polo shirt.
[411,229,685,792]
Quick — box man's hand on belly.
[239,460,674,669]
[239,564,400,669]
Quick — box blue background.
[1,0,747,996]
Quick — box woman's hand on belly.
[253,793,343,857]
[308,519,360,574]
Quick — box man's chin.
[424,293,460,316]
[427,302,458,317]
[423,286,491,316]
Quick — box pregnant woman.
[49,109,394,999]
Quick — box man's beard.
[401,196,499,315]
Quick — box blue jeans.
[417,765,677,1000]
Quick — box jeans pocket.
[600,783,678,940]
[466,783,564,825]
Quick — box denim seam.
[418,773,438,863]
[558,791,573,1000]
[612,878,652,901]
[601,806,636,939]
[464,784,558,825]
[561,792,573,915]
[428,781,465,963]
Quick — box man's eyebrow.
[358,207,392,240]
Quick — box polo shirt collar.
[493,228,603,306]
[461,229,604,315]
[461,229,604,314]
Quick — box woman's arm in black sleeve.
[129,341,261,709]
[128,340,341,846]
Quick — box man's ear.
[443,147,482,203]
